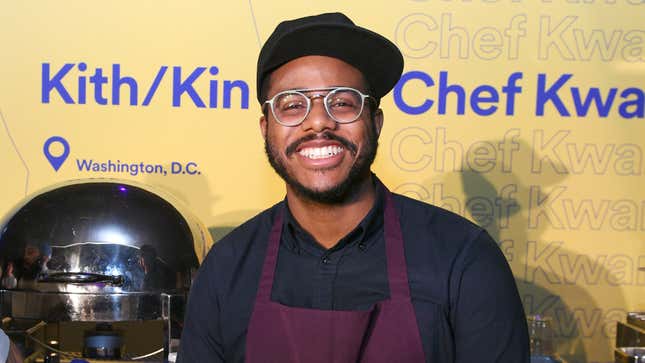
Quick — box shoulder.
[391,192,513,307]
[391,191,496,278]
[196,202,282,281]
[186,202,282,309]
[391,191,511,271]
[392,192,484,246]
[204,202,281,262]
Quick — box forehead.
[267,55,367,97]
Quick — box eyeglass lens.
[273,88,364,125]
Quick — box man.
[178,12,529,362]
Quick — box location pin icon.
[43,136,70,171]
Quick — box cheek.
[351,123,375,147]
[266,125,291,152]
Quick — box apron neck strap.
[255,207,284,302]
[381,183,412,301]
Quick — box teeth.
[298,146,344,159]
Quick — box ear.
[260,114,268,140]
[373,109,384,138]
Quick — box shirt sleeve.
[0,328,9,363]
[177,250,225,363]
[450,230,530,363]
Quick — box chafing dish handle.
[37,272,124,286]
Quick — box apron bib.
[245,186,426,363]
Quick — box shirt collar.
[282,176,385,255]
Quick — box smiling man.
[178,13,529,363]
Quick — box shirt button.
[358,243,366,251]
[322,256,330,264]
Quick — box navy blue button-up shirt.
[178,182,529,362]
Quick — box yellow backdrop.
[1,1,643,362]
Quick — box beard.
[264,125,378,204]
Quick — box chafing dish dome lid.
[0,181,199,292]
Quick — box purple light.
[118,186,127,193]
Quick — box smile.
[298,145,344,159]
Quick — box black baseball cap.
[256,12,404,104]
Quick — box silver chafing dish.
[0,180,209,360]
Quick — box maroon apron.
[245,188,426,363]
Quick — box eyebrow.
[277,86,366,94]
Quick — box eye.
[327,90,361,110]
[330,96,356,108]
[280,101,306,111]
[276,94,307,113]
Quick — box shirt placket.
[314,250,339,309]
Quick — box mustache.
[285,132,357,157]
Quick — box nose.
[301,97,337,132]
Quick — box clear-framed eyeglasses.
[264,87,372,127]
